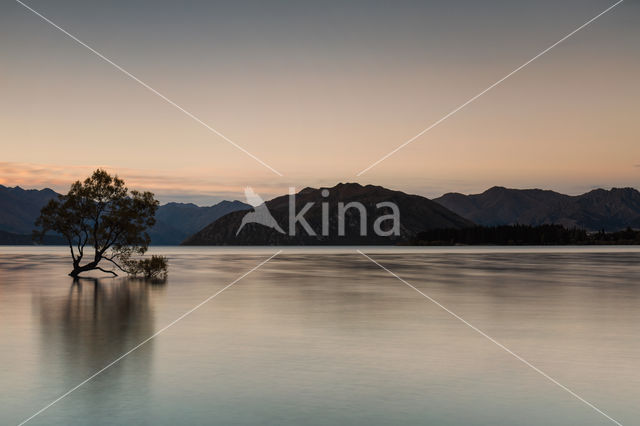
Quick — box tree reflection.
[37,277,165,411]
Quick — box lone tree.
[34,169,167,279]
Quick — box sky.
[1,0,638,205]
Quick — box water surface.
[1,247,639,425]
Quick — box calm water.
[1,247,639,425]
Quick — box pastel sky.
[1,0,638,204]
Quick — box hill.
[0,184,249,245]
[0,230,66,245]
[0,185,58,234]
[150,201,250,244]
[182,183,474,245]
[434,186,640,231]
[412,225,640,246]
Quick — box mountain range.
[1,183,639,245]
[149,201,250,244]
[0,185,59,234]
[0,184,249,245]
[435,186,640,231]
[183,183,473,245]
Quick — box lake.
[1,246,639,425]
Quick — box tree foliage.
[34,169,167,278]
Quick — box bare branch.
[102,255,130,273]
[95,266,117,277]
[66,238,76,263]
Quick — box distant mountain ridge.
[0,185,58,234]
[434,186,640,231]
[150,200,250,244]
[0,230,66,245]
[183,183,473,245]
[0,184,250,245]
[2,183,640,245]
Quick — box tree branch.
[95,266,117,277]
[66,237,76,263]
[100,228,124,256]
[79,221,90,257]
[102,255,130,273]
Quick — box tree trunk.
[68,261,99,278]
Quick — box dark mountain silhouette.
[0,184,249,245]
[412,225,640,246]
[3,182,639,245]
[182,183,474,245]
[0,230,66,245]
[150,201,250,244]
[435,186,640,231]
[0,185,58,234]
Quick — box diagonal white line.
[15,0,283,177]
[356,0,624,176]
[357,250,624,426]
[16,250,282,426]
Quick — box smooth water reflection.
[0,247,639,425]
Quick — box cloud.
[0,162,290,205]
